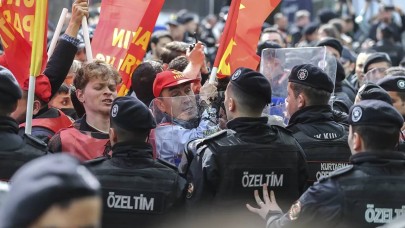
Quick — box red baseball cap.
[153,70,198,97]
[22,74,52,103]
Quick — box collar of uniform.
[226,117,272,143]
[350,151,405,165]
[0,116,19,134]
[112,141,153,158]
[226,117,268,130]
[288,105,333,127]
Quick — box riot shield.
[260,47,337,122]
[364,67,387,84]
[149,93,221,167]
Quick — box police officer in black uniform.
[377,76,405,125]
[86,96,186,228]
[286,64,351,186]
[332,61,354,114]
[248,99,405,228]
[355,82,393,105]
[316,37,357,105]
[0,66,47,181]
[377,76,405,151]
[184,68,307,225]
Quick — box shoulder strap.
[157,158,178,171]
[22,134,48,151]
[85,156,109,166]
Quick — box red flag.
[214,0,281,78]
[91,0,165,96]
[0,0,48,85]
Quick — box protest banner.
[0,0,48,86]
[91,0,165,96]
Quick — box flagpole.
[209,67,218,84]
[24,76,36,134]
[47,8,68,59]
[25,0,48,135]
[81,17,93,62]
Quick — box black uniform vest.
[205,125,306,211]
[87,152,186,228]
[330,152,405,227]
[289,121,351,185]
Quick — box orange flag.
[0,0,48,85]
[214,0,281,78]
[91,0,165,96]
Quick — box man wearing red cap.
[12,0,89,143]
[18,75,73,143]
[151,69,219,166]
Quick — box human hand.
[246,184,282,220]
[65,0,89,37]
[187,42,205,67]
[71,0,89,25]
[199,81,217,105]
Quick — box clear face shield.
[260,47,336,123]
[149,92,222,166]
[364,67,388,84]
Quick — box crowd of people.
[2,0,405,227]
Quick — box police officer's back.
[286,64,351,185]
[377,76,405,141]
[86,96,186,228]
[185,68,307,223]
[251,100,405,227]
[0,66,47,181]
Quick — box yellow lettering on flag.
[112,28,125,48]
[22,15,34,41]
[24,0,35,8]
[119,53,142,74]
[118,84,129,97]
[240,4,245,9]
[13,13,24,38]
[0,17,15,48]
[131,27,143,44]
[134,30,151,51]
[217,38,237,76]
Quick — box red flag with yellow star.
[214,0,281,78]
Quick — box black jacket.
[45,38,78,99]
[341,79,357,102]
[86,142,186,228]
[0,116,47,181]
[332,91,353,114]
[287,105,351,185]
[266,151,405,228]
[185,117,308,217]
